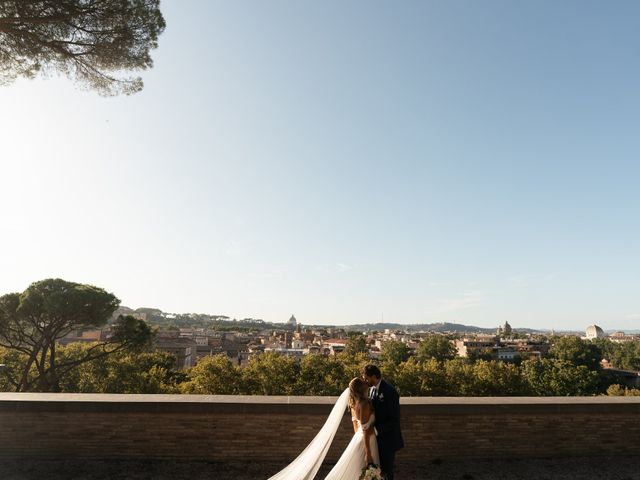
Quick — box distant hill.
[344,322,499,334]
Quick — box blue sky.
[1,1,639,330]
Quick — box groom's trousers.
[379,446,396,480]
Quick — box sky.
[1,1,639,330]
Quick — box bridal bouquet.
[359,464,383,480]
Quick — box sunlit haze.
[1,1,639,330]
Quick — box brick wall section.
[0,394,639,465]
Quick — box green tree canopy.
[549,336,603,371]
[379,340,410,382]
[469,360,527,396]
[59,343,179,393]
[521,359,601,396]
[0,278,152,392]
[0,0,165,95]
[240,351,299,395]
[294,353,345,396]
[181,354,240,395]
[596,339,640,371]
[336,350,372,385]
[607,384,640,396]
[380,340,410,366]
[344,333,367,356]
[415,336,457,363]
[392,357,451,396]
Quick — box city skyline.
[1,1,639,331]
[111,305,639,334]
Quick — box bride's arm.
[350,406,359,433]
[359,401,375,465]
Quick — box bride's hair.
[348,377,368,410]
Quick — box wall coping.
[1,393,639,415]
[1,393,640,404]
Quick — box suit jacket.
[372,379,404,452]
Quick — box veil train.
[267,388,350,480]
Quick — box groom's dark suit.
[371,379,404,480]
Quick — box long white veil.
[267,388,350,480]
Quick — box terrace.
[1,393,639,479]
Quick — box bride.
[267,377,380,480]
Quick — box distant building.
[58,328,105,346]
[306,344,322,355]
[291,337,306,349]
[454,335,547,362]
[495,347,519,361]
[263,346,305,360]
[608,331,638,343]
[507,338,549,360]
[586,325,605,340]
[455,337,497,357]
[155,336,197,369]
[288,314,297,328]
[497,321,513,337]
[323,338,347,355]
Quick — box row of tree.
[184,351,609,397]
[182,333,638,397]
[1,340,634,397]
[593,338,640,371]
[1,279,639,396]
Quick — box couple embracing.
[268,364,403,480]
[348,364,405,480]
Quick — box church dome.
[585,325,604,339]
[503,321,512,335]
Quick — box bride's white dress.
[267,388,379,480]
[324,413,379,480]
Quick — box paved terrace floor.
[1,457,639,480]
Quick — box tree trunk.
[16,338,44,392]
[48,341,60,392]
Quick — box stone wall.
[1,393,639,466]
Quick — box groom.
[362,364,404,480]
